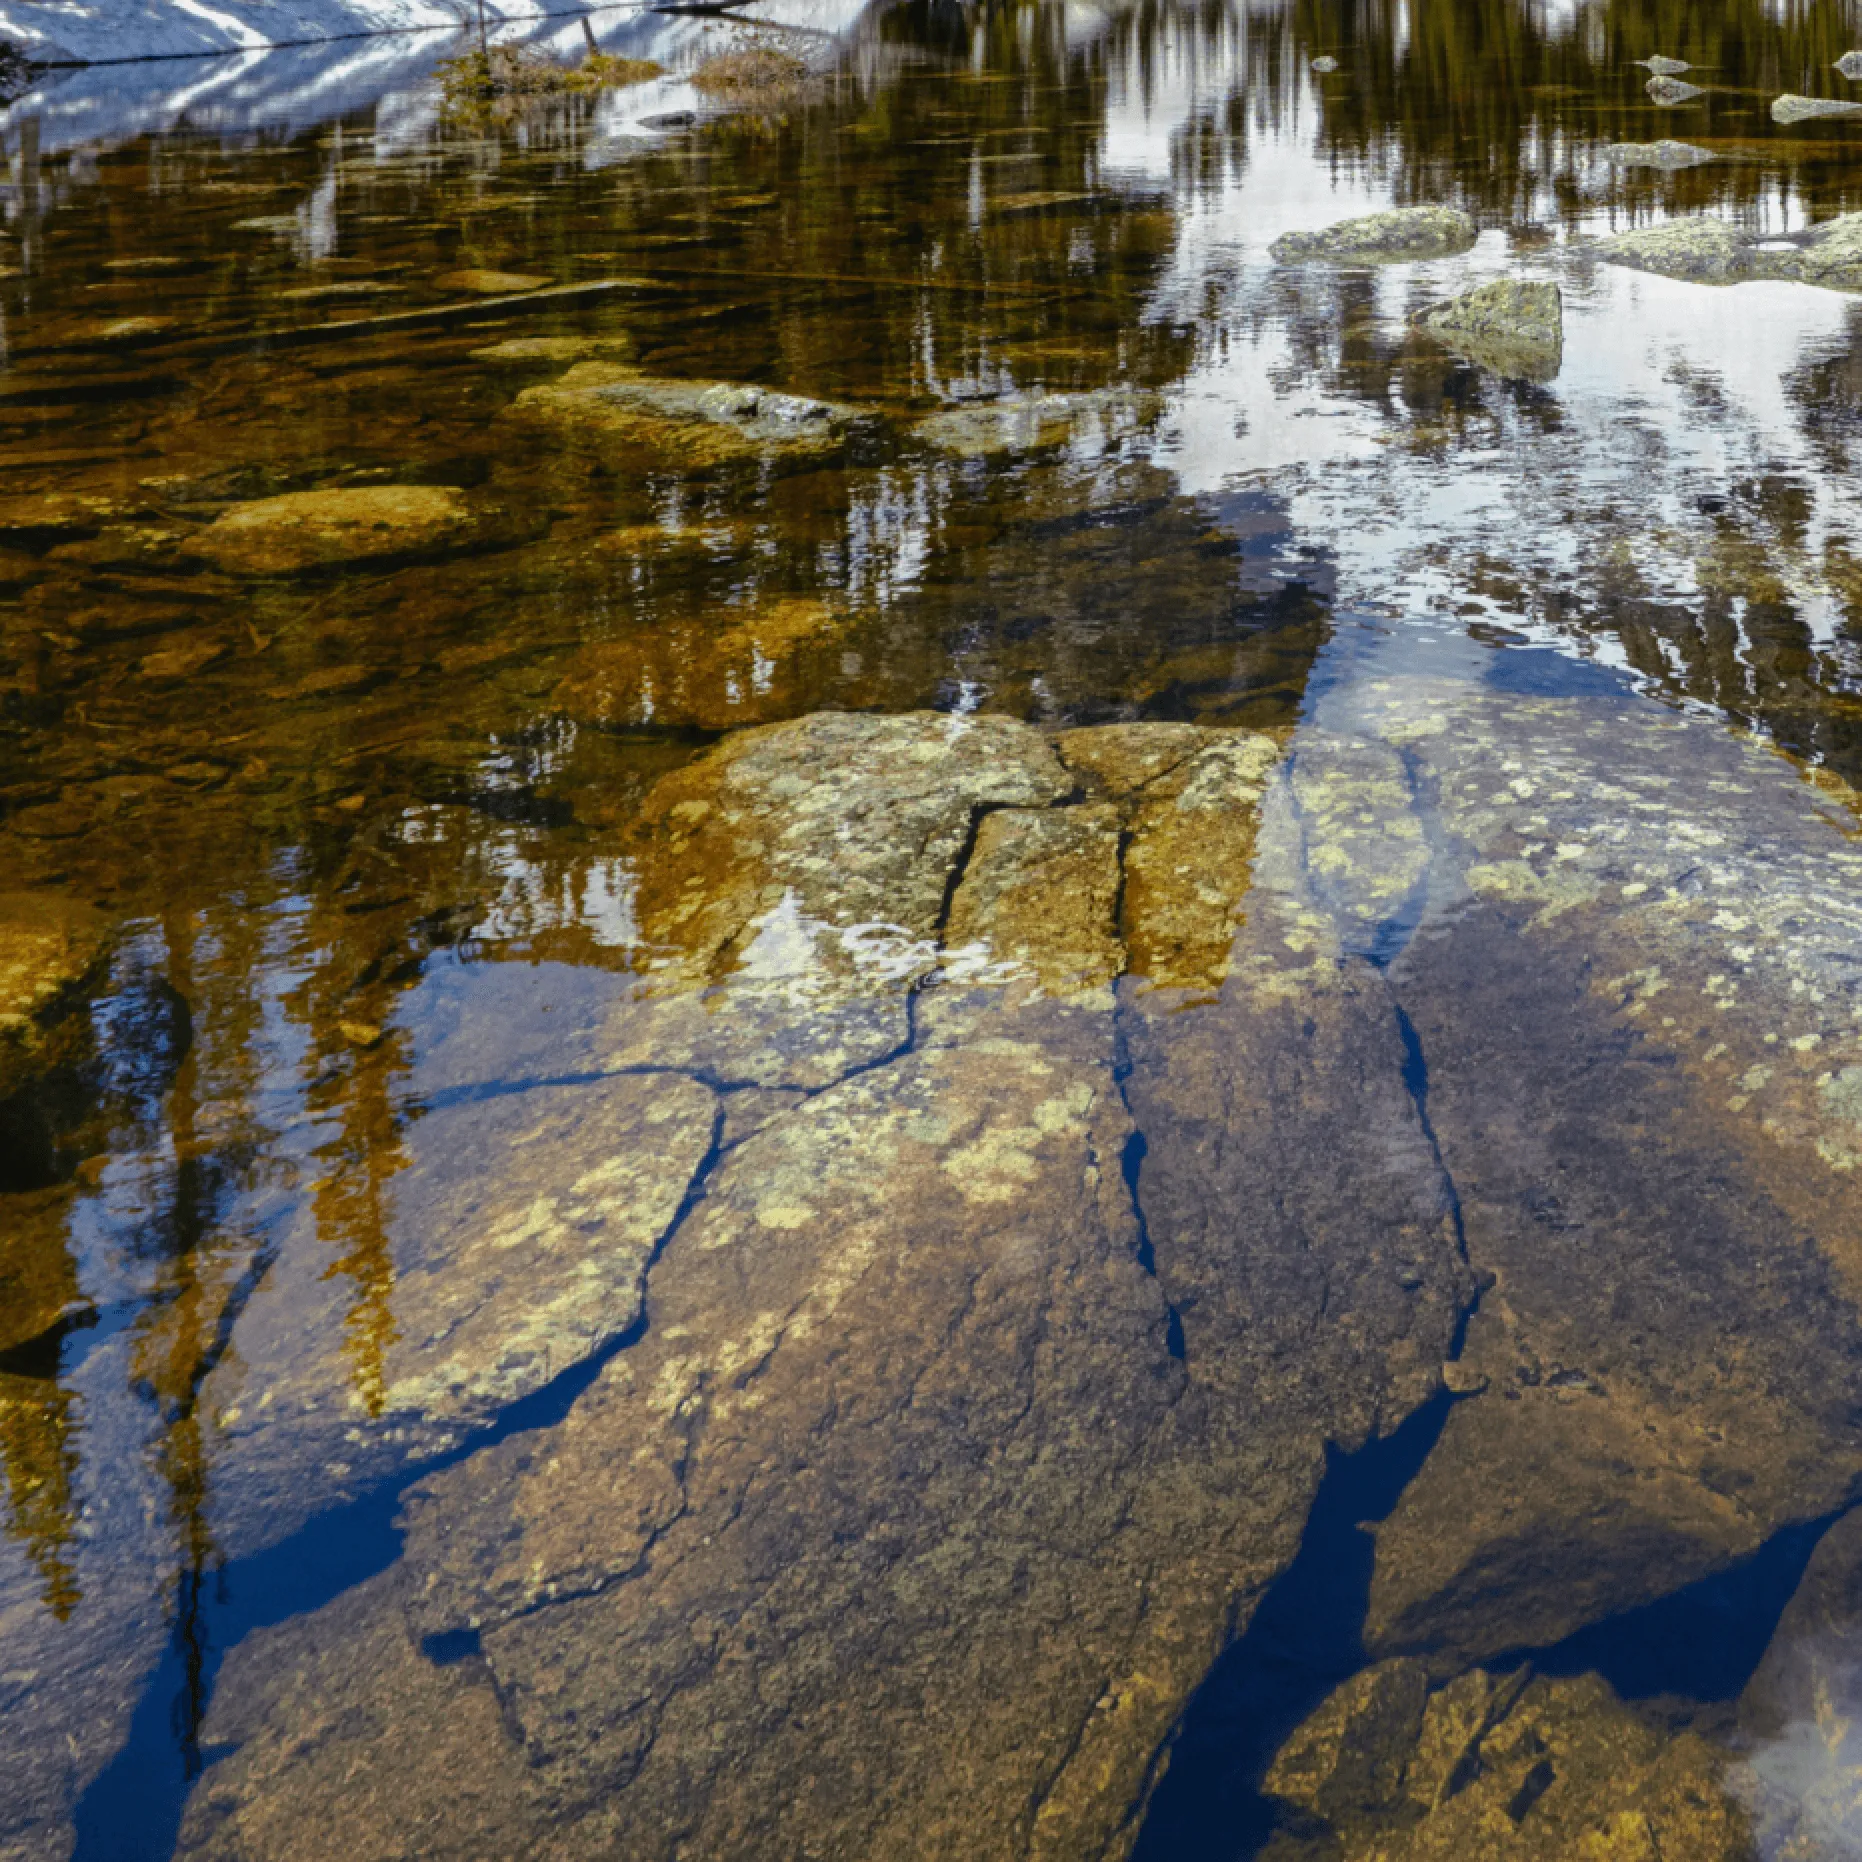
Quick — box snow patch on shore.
[0,0,613,66]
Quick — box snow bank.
[0,0,614,66]
[0,0,869,153]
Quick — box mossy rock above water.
[1772,93,1862,123]
[1270,205,1478,263]
[1598,212,1862,291]
[913,387,1164,459]
[1413,278,1563,381]
[1602,139,1715,168]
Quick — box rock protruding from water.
[1598,215,1750,284]
[1596,212,1862,290]
[1773,92,1862,122]
[1270,204,1477,263]
[1637,54,1691,75]
[1310,53,1339,72]
[190,484,509,576]
[1838,50,1862,79]
[1264,1661,1750,1858]
[913,387,1162,459]
[505,361,875,468]
[1603,138,1715,168]
[1646,73,1705,103]
[1413,278,1563,381]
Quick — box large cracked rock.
[164,674,1862,1862]
[172,708,1484,1862]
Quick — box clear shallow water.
[8,3,1862,1858]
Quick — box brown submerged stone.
[506,362,874,470]
[552,597,851,732]
[0,890,111,1099]
[190,485,511,577]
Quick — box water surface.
[7,1,1862,1857]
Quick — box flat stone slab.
[1264,1660,1748,1859]
[1270,204,1478,263]
[195,1072,719,1547]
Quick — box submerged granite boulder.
[189,485,518,577]
[1263,1661,1749,1860]
[1266,679,1862,1670]
[1271,205,1477,263]
[1772,92,1862,123]
[1413,279,1563,381]
[506,361,873,468]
